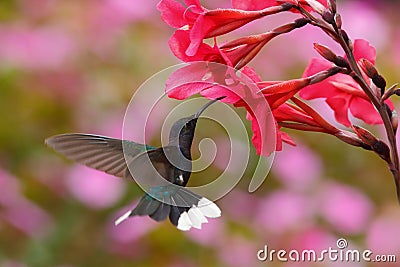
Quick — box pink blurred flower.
[90,0,158,31]
[273,143,322,190]
[34,70,86,103]
[87,0,158,54]
[0,168,53,237]
[0,27,77,70]
[218,236,259,267]
[220,189,260,221]
[366,210,400,255]
[186,215,226,246]
[107,204,158,257]
[0,168,21,206]
[317,182,374,234]
[290,227,337,252]
[1,200,53,238]
[18,0,56,18]
[255,190,315,233]
[2,260,28,267]
[66,165,125,209]
[75,110,125,140]
[108,204,158,244]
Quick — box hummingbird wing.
[125,146,176,184]
[45,133,156,178]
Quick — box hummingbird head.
[168,97,225,149]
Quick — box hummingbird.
[45,97,224,231]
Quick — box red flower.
[165,63,285,154]
[231,0,327,13]
[169,29,275,70]
[157,0,203,29]
[158,0,291,57]
[166,61,243,103]
[219,32,275,70]
[300,39,393,127]
[168,30,223,63]
[166,60,344,153]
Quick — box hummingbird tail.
[167,187,221,231]
[114,187,221,231]
[114,194,165,225]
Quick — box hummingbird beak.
[194,96,225,119]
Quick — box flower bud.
[360,59,378,78]
[309,67,341,84]
[322,11,335,24]
[334,131,371,150]
[313,43,336,62]
[352,126,391,163]
[372,74,387,92]
[372,141,391,163]
[381,83,398,101]
[333,56,350,68]
[335,14,342,28]
[328,0,337,14]
[352,125,378,147]
[294,18,310,28]
[304,0,326,15]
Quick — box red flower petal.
[166,62,245,102]
[232,0,328,12]
[169,30,220,62]
[303,58,332,77]
[299,58,341,99]
[349,97,382,125]
[273,104,317,126]
[280,131,296,146]
[166,62,215,99]
[326,94,352,127]
[231,0,278,10]
[300,80,341,100]
[157,0,188,29]
[201,84,244,104]
[242,66,262,83]
[353,39,376,64]
[246,106,277,155]
[187,10,264,56]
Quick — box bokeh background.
[1,0,400,266]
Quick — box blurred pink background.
[0,0,399,266]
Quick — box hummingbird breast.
[152,146,192,186]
